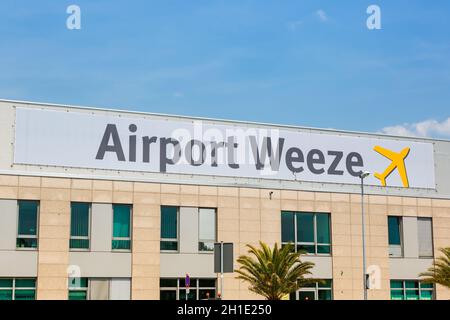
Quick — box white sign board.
[14,108,436,189]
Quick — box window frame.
[388,216,404,258]
[417,282,434,300]
[0,279,12,300]
[198,207,217,253]
[16,200,40,251]
[160,206,180,253]
[69,202,92,251]
[159,278,216,300]
[112,204,132,252]
[68,277,89,300]
[293,280,333,300]
[0,278,36,300]
[390,280,434,300]
[281,211,332,256]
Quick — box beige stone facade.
[1,174,449,300]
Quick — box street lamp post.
[359,171,370,300]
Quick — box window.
[388,216,403,257]
[160,278,177,300]
[16,201,39,249]
[90,279,110,300]
[161,206,178,251]
[68,277,89,300]
[160,278,216,300]
[297,213,315,253]
[68,278,131,300]
[197,279,217,300]
[316,213,331,254]
[417,218,433,258]
[281,211,331,255]
[0,278,36,300]
[0,279,12,300]
[70,202,91,250]
[109,279,131,300]
[390,280,434,300]
[198,208,216,252]
[290,280,333,300]
[281,212,295,243]
[112,204,132,250]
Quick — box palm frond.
[235,241,315,300]
[419,247,450,289]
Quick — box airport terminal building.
[0,99,449,300]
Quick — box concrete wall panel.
[0,200,17,250]
[389,258,433,279]
[0,251,38,277]
[402,217,419,258]
[69,252,131,278]
[91,203,113,252]
[179,207,199,254]
[160,253,215,278]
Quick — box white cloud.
[379,118,450,139]
[286,10,327,31]
[286,20,302,31]
[316,9,328,22]
[173,91,184,98]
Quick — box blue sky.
[1,1,449,137]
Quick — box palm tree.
[235,241,315,300]
[419,247,450,289]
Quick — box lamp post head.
[359,171,371,179]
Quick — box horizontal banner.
[0,300,446,318]
[14,108,435,189]
[0,300,442,320]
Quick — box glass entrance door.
[298,290,316,300]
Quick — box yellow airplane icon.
[373,146,410,188]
